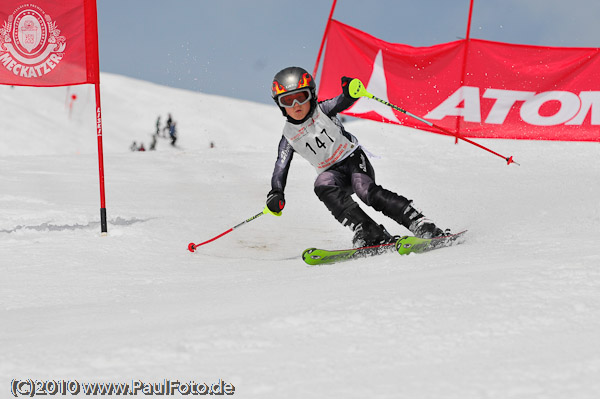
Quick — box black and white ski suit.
[270,93,422,232]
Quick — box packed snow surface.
[1,74,599,398]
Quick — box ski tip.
[302,248,322,266]
[188,242,197,252]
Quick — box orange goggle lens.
[278,89,312,107]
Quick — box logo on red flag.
[319,19,600,142]
[0,4,66,79]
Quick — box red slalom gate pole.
[455,0,475,143]
[95,83,108,233]
[313,0,338,80]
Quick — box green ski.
[395,230,467,255]
[302,231,467,266]
[302,242,397,266]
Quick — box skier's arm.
[271,136,294,191]
[267,136,294,213]
[319,77,359,117]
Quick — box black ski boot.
[367,185,449,238]
[408,217,448,239]
[352,222,394,248]
[338,205,394,247]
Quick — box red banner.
[319,20,600,142]
[0,0,99,87]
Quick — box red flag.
[0,0,99,87]
[319,20,600,142]
[1,0,107,234]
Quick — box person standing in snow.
[163,113,173,137]
[169,122,177,146]
[266,66,449,247]
[150,133,157,150]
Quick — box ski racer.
[266,66,449,247]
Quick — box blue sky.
[96,0,600,105]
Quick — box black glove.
[341,76,354,98]
[266,189,285,213]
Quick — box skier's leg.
[346,150,446,239]
[367,184,446,238]
[314,170,391,246]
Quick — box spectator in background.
[169,122,177,146]
[163,113,173,137]
[150,133,157,150]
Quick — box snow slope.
[1,74,600,399]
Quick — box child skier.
[266,66,448,247]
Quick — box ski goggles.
[277,88,312,107]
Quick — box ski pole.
[188,206,279,252]
[347,79,519,166]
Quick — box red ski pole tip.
[188,243,197,252]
